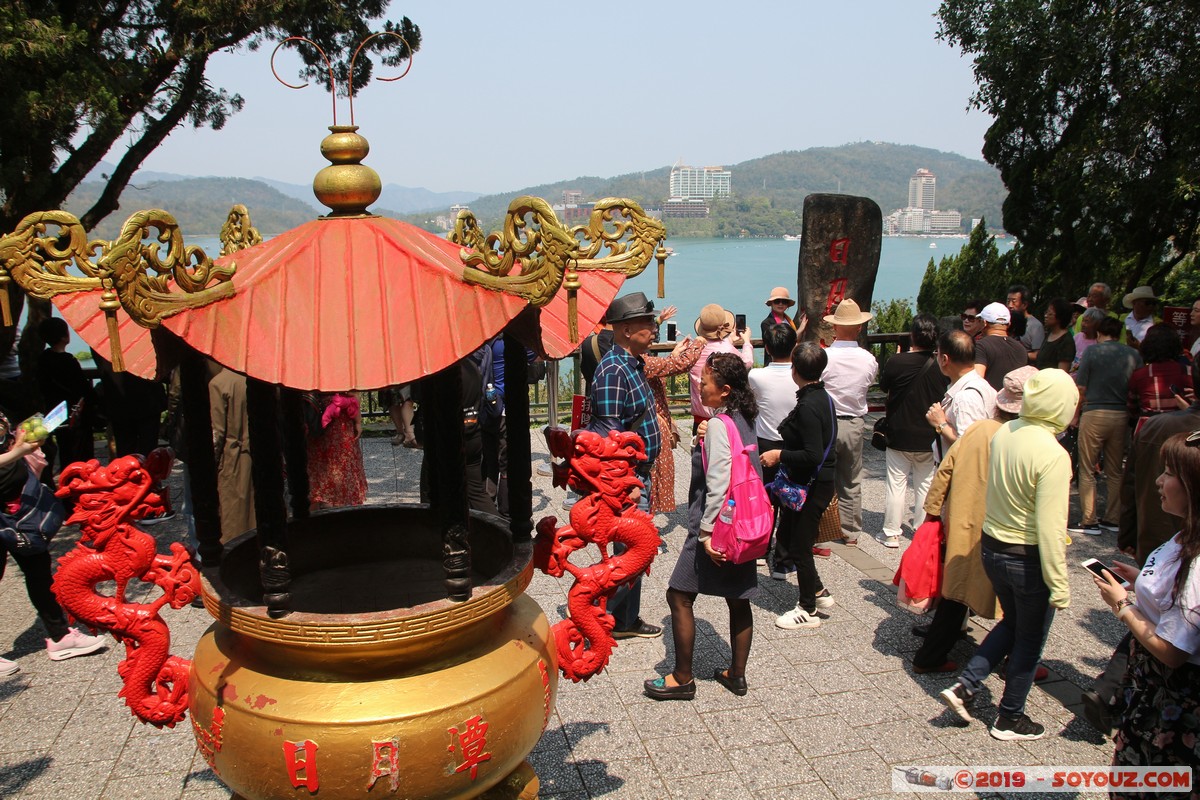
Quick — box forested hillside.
[63,142,1006,240]
[417,142,1005,237]
[66,178,332,238]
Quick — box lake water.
[621,235,1017,335]
[65,232,1016,358]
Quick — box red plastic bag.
[892,518,944,614]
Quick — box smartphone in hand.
[1081,557,1130,587]
[734,313,747,332]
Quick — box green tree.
[937,0,1200,296]
[869,297,915,366]
[917,219,1007,316]
[0,2,420,359]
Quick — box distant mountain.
[730,143,1004,225]
[73,143,1005,240]
[256,178,479,214]
[417,142,1006,237]
[66,177,318,238]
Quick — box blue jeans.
[609,472,651,630]
[958,546,1055,718]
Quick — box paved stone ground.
[0,423,1126,799]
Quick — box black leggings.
[665,588,753,684]
[778,480,835,613]
[0,548,70,640]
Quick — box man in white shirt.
[820,299,878,546]
[749,323,799,578]
[925,329,998,461]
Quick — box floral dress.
[645,338,706,513]
[306,392,368,508]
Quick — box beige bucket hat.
[765,287,795,307]
[995,365,1039,414]
[1123,286,1159,309]
[822,298,872,326]
[694,304,732,340]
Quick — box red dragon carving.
[534,428,659,682]
[51,450,200,728]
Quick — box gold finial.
[270,34,414,219]
[313,126,381,217]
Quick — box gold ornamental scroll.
[220,204,263,256]
[0,211,102,327]
[453,196,666,342]
[0,209,236,371]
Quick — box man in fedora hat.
[760,287,805,365]
[821,298,877,548]
[586,290,662,639]
[1121,286,1161,346]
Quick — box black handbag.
[870,416,890,452]
[0,471,66,556]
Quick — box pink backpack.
[704,414,773,564]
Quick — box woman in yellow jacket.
[939,369,1077,741]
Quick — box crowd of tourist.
[2,277,1199,787]
[589,281,1200,788]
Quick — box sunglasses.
[771,299,790,305]
[961,313,979,322]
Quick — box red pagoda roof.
[54,216,624,385]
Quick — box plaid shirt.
[587,343,661,467]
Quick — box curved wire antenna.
[348,32,414,126]
[270,37,338,125]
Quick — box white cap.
[979,302,1011,325]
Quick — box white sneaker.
[0,656,19,676]
[775,606,821,630]
[882,535,900,548]
[814,590,836,609]
[46,628,107,661]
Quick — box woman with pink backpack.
[644,353,765,701]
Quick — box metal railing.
[362,333,911,426]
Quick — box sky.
[130,0,992,196]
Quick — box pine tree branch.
[78,56,211,233]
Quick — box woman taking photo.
[761,342,838,631]
[1093,430,1200,792]
[644,353,760,700]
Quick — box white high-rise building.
[908,168,936,211]
[669,164,731,199]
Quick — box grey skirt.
[668,530,759,600]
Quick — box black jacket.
[759,313,795,365]
[878,350,948,452]
[777,382,837,483]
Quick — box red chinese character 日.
[368,738,400,791]
[283,739,319,792]
[447,714,492,780]
[829,237,851,265]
